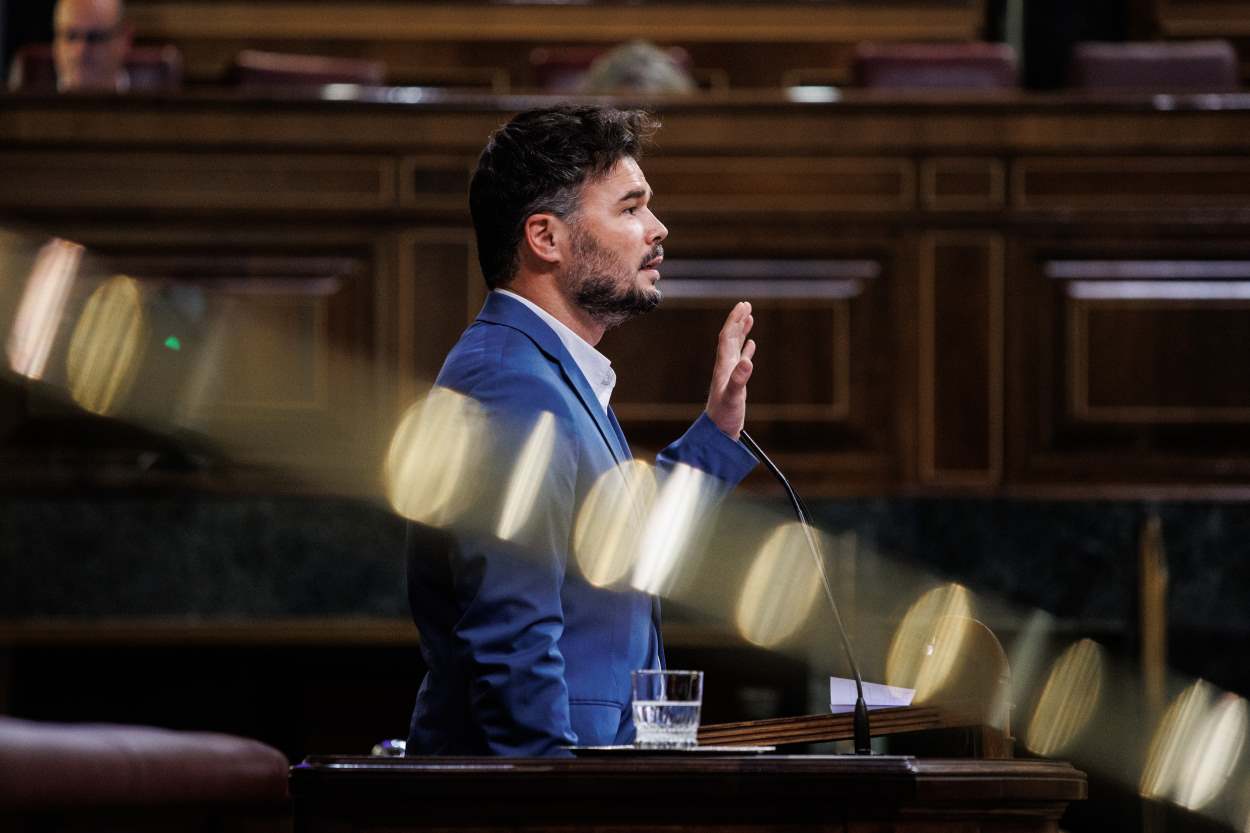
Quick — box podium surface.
[291,755,1085,833]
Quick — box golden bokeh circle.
[573,460,658,588]
[735,522,823,648]
[1025,638,1104,757]
[384,387,485,526]
[885,583,972,702]
[66,274,146,416]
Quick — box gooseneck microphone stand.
[739,429,873,755]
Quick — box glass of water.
[631,669,703,749]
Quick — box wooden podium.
[699,703,1013,758]
[697,616,1016,757]
[291,755,1085,833]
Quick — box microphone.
[739,429,872,755]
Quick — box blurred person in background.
[53,0,132,92]
[579,40,697,95]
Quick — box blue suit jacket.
[406,292,757,756]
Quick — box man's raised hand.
[705,301,756,441]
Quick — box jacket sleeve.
[656,411,758,487]
[447,371,582,756]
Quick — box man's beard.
[563,223,662,331]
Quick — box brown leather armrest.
[0,716,289,809]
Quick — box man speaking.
[405,105,758,756]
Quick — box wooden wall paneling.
[373,232,404,432]
[893,231,923,493]
[394,228,481,412]
[1154,0,1250,36]
[5,94,1250,493]
[600,233,900,493]
[140,247,384,484]
[16,99,1248,164]
[645,157,916,214]
[652,109,1182,156]
[1004,235,1046,487]
[398,155,477,213]
[922,157,1006,212]
[918,232,1004,487]
[1014,157,1250,212]
[0,103,504,156]
[1067,287,1250,424]
[611,270,855,424]
[1009,238,1250,484]
[0,151,398,214]
[3,226,397,494]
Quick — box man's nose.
[648,213,668,244]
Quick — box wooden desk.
[290,754,1086,833]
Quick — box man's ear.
[521,213,565,269]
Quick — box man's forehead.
[56,0,122,26]
[587,157,651,200]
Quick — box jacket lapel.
[477,293,629,465]
[606,406,633,459]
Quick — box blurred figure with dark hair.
[579,40,696,95]
[53,0,132,92]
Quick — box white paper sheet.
[829,677,915,713]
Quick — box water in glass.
[632,699,702,748]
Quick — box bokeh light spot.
[573,460,658,587]
[630,463,713,597]
[384,387,485,526]
[1025,638,1104,757]
[1178,693,1247,810]
[66,275,146,416]
[1141,680,1216,803]
[8,238,82,380]
[496,410,557,542]
[885,583,972,702]
[735,522,822,648]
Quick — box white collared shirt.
[495,289,617,414]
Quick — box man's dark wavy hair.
[470,105,658,289]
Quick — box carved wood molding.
[1014,156,1250,211]
[0,151,398,213]
[646,156,917,213]
[1052,257,1250,425]
[922,157,1006,211]
[918,232,1004,487]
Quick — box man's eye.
[624,206,638,215]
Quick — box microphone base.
[853,697,873,756]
